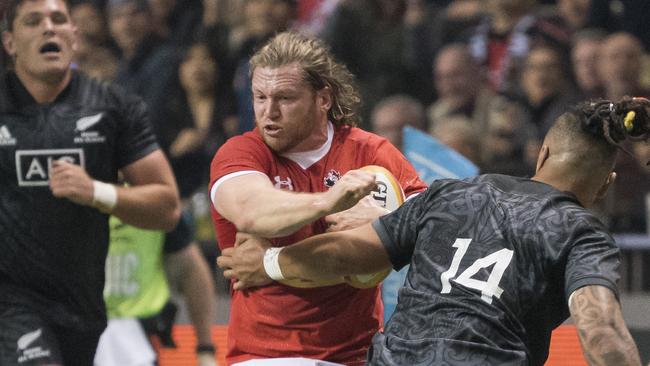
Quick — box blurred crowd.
[3,0,650,234]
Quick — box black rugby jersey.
[0,71,159,329]
[370,174,620,366]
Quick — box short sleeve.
[564,223,621,300]
[209,133,272,186]
[115,95,159,169]
[372,189,429,270]
[370,139,428,197]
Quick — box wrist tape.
[92,180,117,213]
[263,247,285,281]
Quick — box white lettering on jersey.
[104,252,140,297]
[0,125,17,146]
[440,238,514,304]
[16,328,52,363]
[15,149,85,186]
[74,113,106,144]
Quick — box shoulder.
[72,72,146,112]
[337,126,394,151]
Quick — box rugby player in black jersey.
[0,0,180,365]
[218,98,649,365]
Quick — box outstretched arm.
[217,223,392,290]
[569,285,641,366]
[213,169,376,238]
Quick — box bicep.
[121,149,176,187]
[211,172,271,220]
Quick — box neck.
[531,163,597,208]
[287,119,330,153]
[187,89,214,104]
[15,66,71,104]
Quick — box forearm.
[233,188,331,237]
[112,184,180,231]
[570,286,641,366]
[279,224,391,280]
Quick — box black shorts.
[0,303,102,366]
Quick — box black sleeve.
[372,189,429,270]
[163,212,194,254]
[564,221,621,300]
[115,94,160,169]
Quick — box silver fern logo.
[75,113,103,131]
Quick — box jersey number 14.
[440,238,513,304]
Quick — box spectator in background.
[517,44,580,136]
[162,40,236,200]
[597,34,650,233]
[599,32,649,101]
[430,115,481,165]
[231,0,298,133]
[571,28,606,99]
[108,0,182,144]
[148,0,203,46]
[556,0,593,32]
[70,1,119,53]
[70,2,120,81]
[321,0,426,128]
[468,0,570,95]
[370,94,427,151]
[428,44,489,134]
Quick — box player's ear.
[535,145,549,173]
[596,171,616,201]
[317,86,332,112]
[2,30,16,57]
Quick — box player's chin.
[263,135,291,154]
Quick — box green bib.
[104,216,169,318]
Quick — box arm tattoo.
[569,286,641,366]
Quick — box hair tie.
[624,110,636,131]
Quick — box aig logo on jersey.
[0,125,17,146]
[74,113,106,144]
[16,149,85,186]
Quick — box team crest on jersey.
[15,149,85,186]
[274,176,294,191]
[323,169,341,188]
[74,113,106,144]
[16,328,52,363]
[0,125,17,146]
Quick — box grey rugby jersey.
[370,174,620,366]
[0,71,159,329]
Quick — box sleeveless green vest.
[104,216,169,318]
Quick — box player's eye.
[22,14,43,27]
[51,12,69,25]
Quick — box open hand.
[217,233,274,290]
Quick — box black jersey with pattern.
[0,71,159,330]
[370,174,620,366]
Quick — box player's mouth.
[263,125,282,137]
[39,42,62,57]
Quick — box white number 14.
[440,238,513,304]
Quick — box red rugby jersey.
[209,124,426,365]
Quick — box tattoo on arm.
[569,285,641,366]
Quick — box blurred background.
[2,0,650,362]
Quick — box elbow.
[160,195,182,232]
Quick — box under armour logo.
[274,176,293,191]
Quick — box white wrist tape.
[92,180,117,213]
[263,247,285,281]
